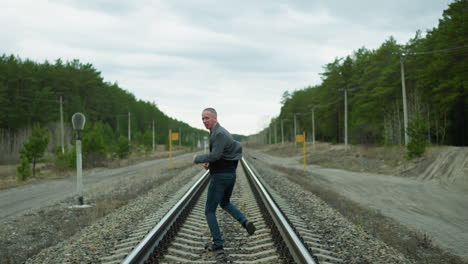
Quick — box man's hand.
[203,163,209,170]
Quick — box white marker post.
[72,113,86,206]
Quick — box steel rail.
[241,157,317,264]
[121,170,210,264]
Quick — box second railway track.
[101,157,342,264]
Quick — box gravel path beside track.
[247,156,410,263]
[248,148,468,260]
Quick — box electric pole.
[281,119,284,145]
[128,112,131,146]
[400,55,409,145]
[344,87,348,149]
[311,107,315,145]
[394,46,468,144]
[294,113,297,147]
[60,96,64,153]
[268,126,271,144]
[274,120,277,144]
[338,86,358,149]
[152,119,155,152]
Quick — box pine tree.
[406,114,427,159]
[19,124,50,178]
[16,155,31,181]
[116,136,130,159]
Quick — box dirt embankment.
[261,142,468,189]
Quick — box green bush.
[116,136,131,159]
[54,147,76,170]
[83,125,107,156]
[16,155,31,181]
[142,130,153,153]
[82,122,109,167]
[19,123,50,178]
[406,114,427,159]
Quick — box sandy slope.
[248,147,468,260]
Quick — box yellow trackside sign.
[171,132,179,141]
[296,134,305,143]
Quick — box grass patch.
[272,165,467,264]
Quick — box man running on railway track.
[193,107,256,256]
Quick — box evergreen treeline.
[0,56,207,149]
[263,0,466,146]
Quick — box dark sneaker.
[205,243,224,253]
[205,243,230,263]
[244,221,256,235]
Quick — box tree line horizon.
[0,0,465,153]
[259,0,466,147]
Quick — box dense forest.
[257,0,467,147]
[0,54,208,164]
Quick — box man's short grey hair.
[203,108,217,117]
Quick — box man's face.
[202,111,217,130]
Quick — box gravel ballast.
[3,154,414,264]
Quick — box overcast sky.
[2,0,451,135]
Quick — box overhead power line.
[403,45,468,56]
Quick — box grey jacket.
[194,122,242,164]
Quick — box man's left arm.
[193,132,226,163]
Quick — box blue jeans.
[205,172,247,246]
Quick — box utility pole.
[338,86,357,149]
[179,128,181,146]
[268,126,271,144]
[128,112,131,146]
[60,96,64,154]
[294,113,297,147]
[274,120,277,144]
[344,87,348,149]
[311,107,315,145]
[152,119,155,152]
[281,119,284,145]
[400,55,409,145]
[394,46,468,144]
[169,129,173,168]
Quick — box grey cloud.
[51,0,145,15]
[287,0,451,31]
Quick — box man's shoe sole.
[246,221,256,235]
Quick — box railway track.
[101,158,342,264]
